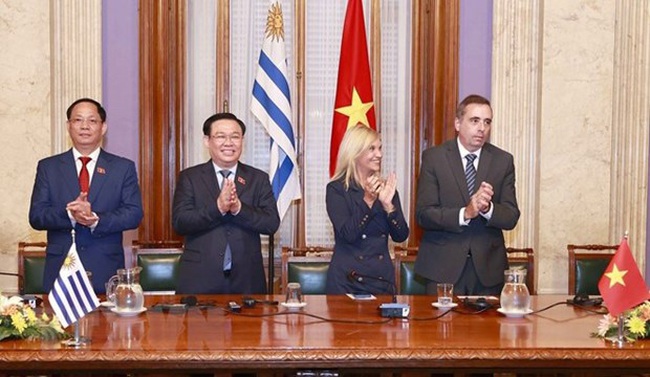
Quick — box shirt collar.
[211,161,238,177]
[72,147,101,162]
[456,138,482,160]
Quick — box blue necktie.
[220,170,233,274]
[465,154,477,195]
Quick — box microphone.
[348,270,410,318]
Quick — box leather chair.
[132,240,183,294]
[18,242,47,295]
[568,244,617,295]
[506,247,536,295]
[281,246,332,295]
[393,246,426,295]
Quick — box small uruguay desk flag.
[48,231,100,328]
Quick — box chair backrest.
[393,249,427,295]
[132,240,183,294]
[568,244,617,295]
[18,242,47,295]
[281,246,333,295]
[506,247,536,295]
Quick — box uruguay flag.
[251,0,301,220]
[48,233,99,328]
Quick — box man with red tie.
[29,98,143,293]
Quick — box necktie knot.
[80,156,92,166]
[465,154,477,164]
[219,170,232,179]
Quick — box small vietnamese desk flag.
[330,0,376,177]
[597,238,650,317]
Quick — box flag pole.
[615,230,629,346]
[268,234,275,294]
[616,313,625,346]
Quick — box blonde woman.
[325,124,409,295]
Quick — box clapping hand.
[217,178,241,214]
[377,172,397,213]
[66,192,99,226]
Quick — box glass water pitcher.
[500,268,531,313]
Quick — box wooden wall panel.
[408,0,460,246]
[138,0,185,242]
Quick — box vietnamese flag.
[330,0,376,177]
[597,238,650,316]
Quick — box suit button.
[378,255,384,260]
[361,234,367,239]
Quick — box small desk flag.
[330,0,376,177]
[597,238,650,317]
[251,0,301,220]
[48,236,99,328]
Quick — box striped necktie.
[465,154,477,195]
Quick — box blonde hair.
[331,124,380,190]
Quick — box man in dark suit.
[29,98,144,293]
[172,112,280,294]
[414,94,520,295]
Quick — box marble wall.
[0,0,103,292]
[0,1,51,290]
[492,0,650,293]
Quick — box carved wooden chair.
[568,244,617,295]
[393,245,426,295]
[281,246,333,295]
[18,241,48,295]
[132,240,184,294]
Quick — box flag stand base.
[62,322,91,348]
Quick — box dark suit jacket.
[29,149,143,293]
[325,179,409,295]
[414,140,520,287]
[172,160,280,294]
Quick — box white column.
[610,1,650,267]
[51,0,103,153]
[490,0,543,251]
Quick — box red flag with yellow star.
[330,0,376,177]
[597,238,650,316]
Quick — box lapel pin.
[237,176,246,185]
[96,167,106,174]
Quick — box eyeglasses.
[69,117,102,127]
[210,133,242,144]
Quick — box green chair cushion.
[288,262,329,295]
[23,256,46,294]
[137,253,182,292]
[575,259,611,296]
[400,261,427,295]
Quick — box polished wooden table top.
[1,295,648,374]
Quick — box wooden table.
[0,295,649,375]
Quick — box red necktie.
[79,156,91,193]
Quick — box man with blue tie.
[29,98,144,293]
[172,112,280,294]
[415,94,520,296]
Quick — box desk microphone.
[348,270,410,318]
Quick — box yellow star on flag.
[335,87,374,129]
[604,264,628,288]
